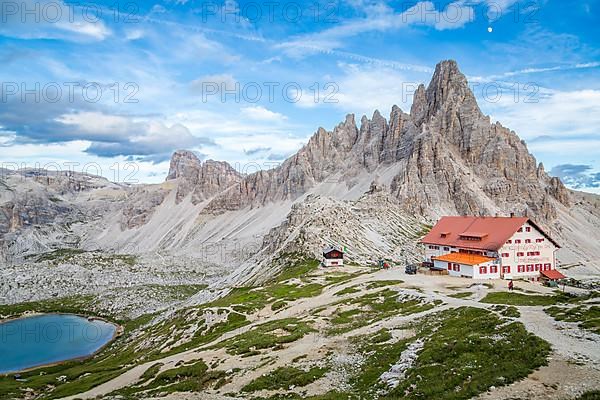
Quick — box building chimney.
[510,212,514,218]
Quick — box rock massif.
[167,150,243,204]
[204,61,570,225]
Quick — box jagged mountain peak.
[166,150,202,181]
[166,151,239,182]
[410,83,427,124]
[426,59,480,114]
[165,150,242,204]
[410,60,482,128]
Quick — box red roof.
[421,216,559,251]
[541,270,566,280]
[433,253,495,266]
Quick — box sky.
[0,0,599,192]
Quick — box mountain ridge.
[197,60,570,225]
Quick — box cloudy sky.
[0,0,599,191]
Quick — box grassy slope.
[480,291,570,306]
[242,366,328,392]
[310,307,551,400]
[328,288,442,335]
[545,305,600,334]
[255,307,550,400]
[388,307,551,399]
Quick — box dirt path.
[518,307,600,365]
[477,358,600,400]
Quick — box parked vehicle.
[405,264,418,275]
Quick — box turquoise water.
[0,314,116,374]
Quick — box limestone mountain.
[203,60,570,225]
[166,150,243,204]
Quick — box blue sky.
[1,0,599,191]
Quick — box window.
[490,265,498,273]
[517,252,524,257]
[518,265,525,272]
[527,264,533,272]
[525,227,531,232]
[453,264,460,271]
[501,253,509,258]
[507,239,512,244]
[479,266,487,274]
[525,239,531,244]
[536,238,544,243]
[443,247,450,251]
[518,227,523,232]
[503,265,511,273]
[544,263,551,270]
[515,239,521,244]
[535,264,541,271]
[447,262,452,270]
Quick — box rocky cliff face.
[391,61,571,222]
[203,60,570,226]
[167,150,243,204]
[0,170,125,262]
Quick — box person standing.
[508,280,514,291]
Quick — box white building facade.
[422,216,560,281]
[322,246,344,267]
[496,220,558,280]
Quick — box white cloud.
[190,73,238,94]
[56,19,111,40]
[151,4,167,13]
[160,106,309,169]
[477,86,600,181]
[212,133,306,170]
[472,62,600,81]
[276,1,475,58]
[240,106,287,122]
[0,0,111,41]
[55,112,133,137]
[53,111,210,161]
[125,29,145,41]
[482,88,600,140]
[0,140,171,184]
[296,63,420,117]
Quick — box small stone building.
[322,246,344,267]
